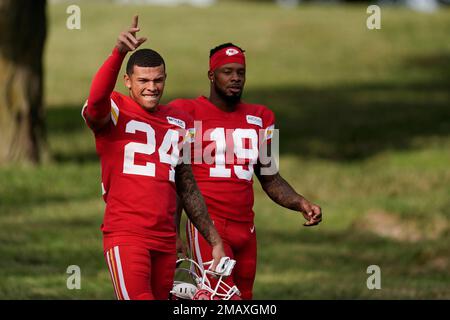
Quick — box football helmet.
[170,257,241,300]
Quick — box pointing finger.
[131,15,138,28]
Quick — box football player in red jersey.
[82,16,225,300]
[170,43,322,300]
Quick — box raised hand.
[116,15,147,54]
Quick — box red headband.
[209,46,245,72]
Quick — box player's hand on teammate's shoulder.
[116,15,147,54]
[299,198,322,227]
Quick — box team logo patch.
[265,124,275,140]
[184,128,196,143]
[226,48,240,56]
[167,116,186,129]
[246,115,263,127]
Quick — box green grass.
[0,2,449,299]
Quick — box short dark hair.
[126,49,166,75]
[209,43,245,58]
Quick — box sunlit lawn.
[0,2,449,299]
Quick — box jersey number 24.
[123,120,180,182]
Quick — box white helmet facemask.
[170,257,241,300]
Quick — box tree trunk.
[0,0,47,164]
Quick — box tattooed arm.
[175,163,225,266]
[174,197,187,257]
[255,165,322,227]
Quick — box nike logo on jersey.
[250,225,255,233]
[246,115,263,127]
[166,116,185,129]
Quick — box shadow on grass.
[244,54,450,161]
[255,227,450,299]
[51,150,99,164]
[46,105,99,164]
[46,53,450,163]
[245,84,449,161]
[46,105,86,133]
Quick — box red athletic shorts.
[103,236,177,300]
[186,216,257,300]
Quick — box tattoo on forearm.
[258,172,302,211]
[175,164,219,246]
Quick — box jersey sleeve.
[83,47,126,130]
[169,100,196,166]
[178,112,196,166]
[82,94,121,129]
[262,107,276,141]
[258,107,278,175]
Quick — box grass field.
[0,2,449,299]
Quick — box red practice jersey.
[83,92,193,252]
[169,96,275,222]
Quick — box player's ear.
[124,73,131,89]
[207,70,214,82]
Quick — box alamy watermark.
[66,5,81,30]
[367,5,381,30]
[366,265,381,290]
[66,265,81,290]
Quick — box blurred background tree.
[0,0,47,164]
